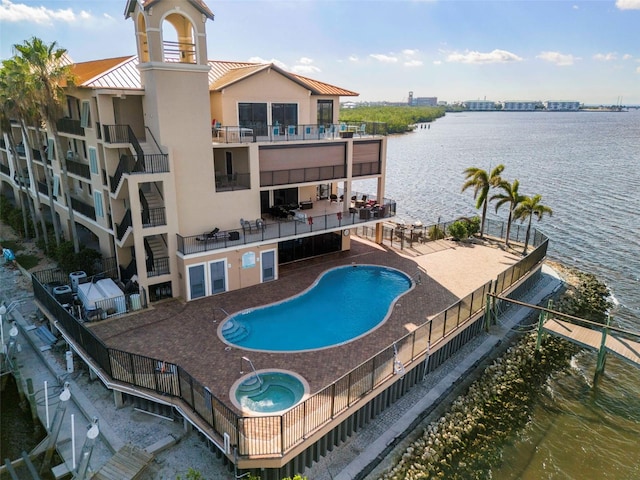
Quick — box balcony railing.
[116,209,132,241]
[142,207,166,228]
[177,200,397,255]
[260,165,346,187]
[212,122,388,144]
[71,196,96,220]
[215,172,250,191]
[66,158,91,179]
[147,256,170,277]
[56,118,85,136]
[110,153,169,193]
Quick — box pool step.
[221,320,250,342]
[238,376,263,395]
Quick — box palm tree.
[513,194,553,254]
[461,164,504,238]
[13,37,80,253]
[491,178,524,248]
[0,57,53,249]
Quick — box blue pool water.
[233,372,306,414]
[220,265,412,351]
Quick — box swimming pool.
[219,265,412,351]
[231,371,307,415]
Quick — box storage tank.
[69,271,87,293]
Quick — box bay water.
[356,111,640,479]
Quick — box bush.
[466,216,481,236]
[428,225,446,240]
[448,221,468,241]
[52,241,103,274]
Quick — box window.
[80,101,91,128]
[317,100,333,126]
[272,103,297,129]
[239,102,267,135]
[88,147,98,175]
[261,250,276,282]
[94,191,104,217]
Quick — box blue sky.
[2,0,639,104]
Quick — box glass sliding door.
[272,103,298,134]
[209,260,226,294]
[239,102,267,136]
[317,100,333,127]
[188,264,206,300]
[261,250,276,282]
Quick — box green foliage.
[52,240,102,274]
[15,254,39,270]
[448,221,468,241]
[428,225,446,240]
[0,240,23,252]
[466,216,481,236]
[176,468,204,480]
[0,194,35,237]
[243,475,307,480]
[339,105,445,134]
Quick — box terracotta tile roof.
[68,56,358,97]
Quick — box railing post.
[536,299,552,350]
[484,293,492,332]
[594,313,611,386]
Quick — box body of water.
[357,111,640,479]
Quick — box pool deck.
[88,237,520,411]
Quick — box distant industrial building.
[408,91,438,106]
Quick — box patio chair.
[255,218,266,231]
[197,227,219,241]
[240,218,252,233]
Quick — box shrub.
[466,216,481,236]
[428,225,446,240]
[448,221,468,240]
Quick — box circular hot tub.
[230,370,308,415]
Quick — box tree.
[0,57,54,249]
[513,194,552,254]
[491,178,524,248]
[461,164,504,238]
[13,37,79,252]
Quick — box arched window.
[162,13,196,64]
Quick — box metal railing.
[176,200,397,255]
[116,209,132,241]
[147,256,170,277]
[31,222,548,460]
[142,207,166,228]
[70,197,96,220]
[213,122,388,144]
[66,158,91,179]
[56,118,85,136]
[163,40,196,63]
[110,153,170,194]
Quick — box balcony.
[212,122,387,144]
[147,256,170,277]
[142,207,166,228]
[66,157,91,179]
[177,198,396,255]
[110,153,170,194]
[70,196,96,220]
[215,172,250,191]
[56,118,85,136]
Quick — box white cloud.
[433,60,442,65]
[404,60,423,67]
[616,0,640,10]
[593,52,618,61]
[247,56,288,70]
[402,49,419,56]
[291,57,321,74]
[636,66,640,74]
[622,54,633,60]
[348,55,359,62]
[537,51,579,66]
[446,49,523,64]
[370,54,398,63]
[0,0,93,24]
[572,4,579,9]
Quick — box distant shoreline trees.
[339,105,445,134]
